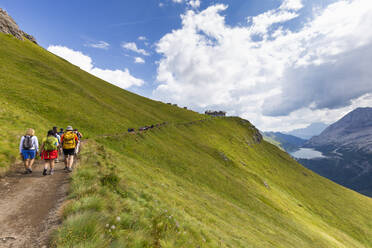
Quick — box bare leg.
[29,159,35,170]
[24,159,29,171]
[64,154,68,167]
[50,159,55,170]
[44,160,50,170]
[68,155,74,168]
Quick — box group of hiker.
[128,122,167,133]
[19,126,82,175]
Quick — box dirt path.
[0,161,70,248]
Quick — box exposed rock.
[0,8,37,44]
[252,130,263,144]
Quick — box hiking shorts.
[63,148,75,156]
[21,149,36,160]
[42,150,58,160]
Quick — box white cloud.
[168,0,201,8]
[134,57,145,64]
[47,45,144,89]
[188,0,200,8]
[85,41,110,50]
[138,36,147,41]
[280,0,303,11]
[154,0,372,131]
[122,42,150,56]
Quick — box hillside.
[302,108,372,196]
[0,32,200,174]
[263,131,307,152]
[1,33,372,247]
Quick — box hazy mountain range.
[263,132,307,152]
[285,122,328,140]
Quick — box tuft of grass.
[52,212,109,248]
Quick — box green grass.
[54,118,372,247]
[0,33,199,174]
[1,33,372,247]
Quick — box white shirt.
[19,136,39,153]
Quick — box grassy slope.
[1,33,372,247]
[0,33,199,173]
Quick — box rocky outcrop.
[0,8,37,44]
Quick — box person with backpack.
[58,128,64,137]
[73,129,83,154]
[19,128,39,174]
[61,126,79,172]
[52,126,62,162]
[40,130,59,175]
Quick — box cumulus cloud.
[280,0,303,11]
[138,36,147,41]
[168,0,201,8]
[122,42,149,56]
[85,41,110,49]
[154,0,372,131]
[47,45,144,89]
[134,57,145,64]
[188,0,200,8]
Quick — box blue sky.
[1,0,372,132]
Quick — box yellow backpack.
[63,131,76,149]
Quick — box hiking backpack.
[63,131,76,149]
[44,136,58,151]
[22,136,33,150]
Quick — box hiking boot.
[42,169,48,176]
[27,168,32,174]
[64,166,68,170]
[67,167,73,173]
[49,169,54,175]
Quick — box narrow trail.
[0,160,70,248]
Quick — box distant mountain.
[264,132,307,152]
[301,107,372,196]
[286,122,328,140]
[306,107,372,153]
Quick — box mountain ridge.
[263,131,307,152]
[286,122,328,140]
[306,107,372,153]
[0,8,37,44]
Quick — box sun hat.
[66,126,73,131]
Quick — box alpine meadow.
[1,32,372,247]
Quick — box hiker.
[73,129,82,154]
[52,126,61,162]
[73,129,83,140]
[40,130,59,175]
[58,128,64,137]
[19,128,39,174]
[61,126,79,172]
